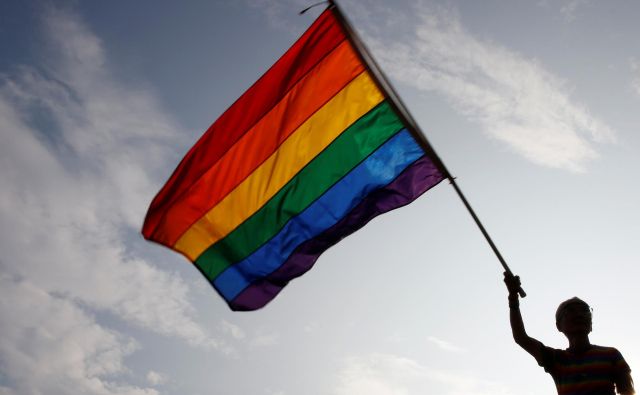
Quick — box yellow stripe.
[174,72,384,260]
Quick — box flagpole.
[327,0,525,297]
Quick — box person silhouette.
[504,272,634,394]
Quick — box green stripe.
[195,101,403,280]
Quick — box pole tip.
[299,1,329,15]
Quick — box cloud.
[426,336,465,353]
[219,321,280,347]
[356,1,613,172]
[333,353,512,395]
[536,0,590,22]
[244,0,314,34]
[0,5,226,394]
[0,274,157,395]
[146,371,167,386]
[0,4,217,347]
[250,332,279,347]
[303,321,320,333]
[631,58,640,96]
[222,320,247,340]
[560,0,590,22]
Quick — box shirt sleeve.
[537,342,557,374]
[614,349,632,372]
[613,348,634,395]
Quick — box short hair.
[555,297,591,323]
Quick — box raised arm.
[504,272,544,363]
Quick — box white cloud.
[0,5,226,394]
[303,321,320,333]
[0,5,217,347]
[146,371,167,386]
[536,0,590,22]
[334,353,512,395]
[0,275,157,395]
[426,336,465,353]
[557,0,591,22]
[220,321,280,347]
[631,58,640,96]
[250,332,279,347]
[244,0,313,34]
[357,1,614,172]
[222,320,247,340]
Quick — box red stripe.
[142,9,345,240]
[148,43,365,246]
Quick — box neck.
[567,334,591,352]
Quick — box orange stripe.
[152,41,366,246]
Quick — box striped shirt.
[539,345,631,395]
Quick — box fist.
[503,272,521,295]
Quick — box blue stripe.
[213,129,423,300]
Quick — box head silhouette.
[555,297,592,335]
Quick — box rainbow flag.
[142,7,445,311]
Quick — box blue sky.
[1,1,640,394]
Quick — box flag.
[142,7,445,311]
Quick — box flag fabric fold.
[142,7,445,311]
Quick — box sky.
[1,0,640,394]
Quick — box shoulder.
[538,344,563,372]
[589,345,630,367]
[590,345,619,351]
[590,345,623,357]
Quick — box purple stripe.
[229,155,444,311]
